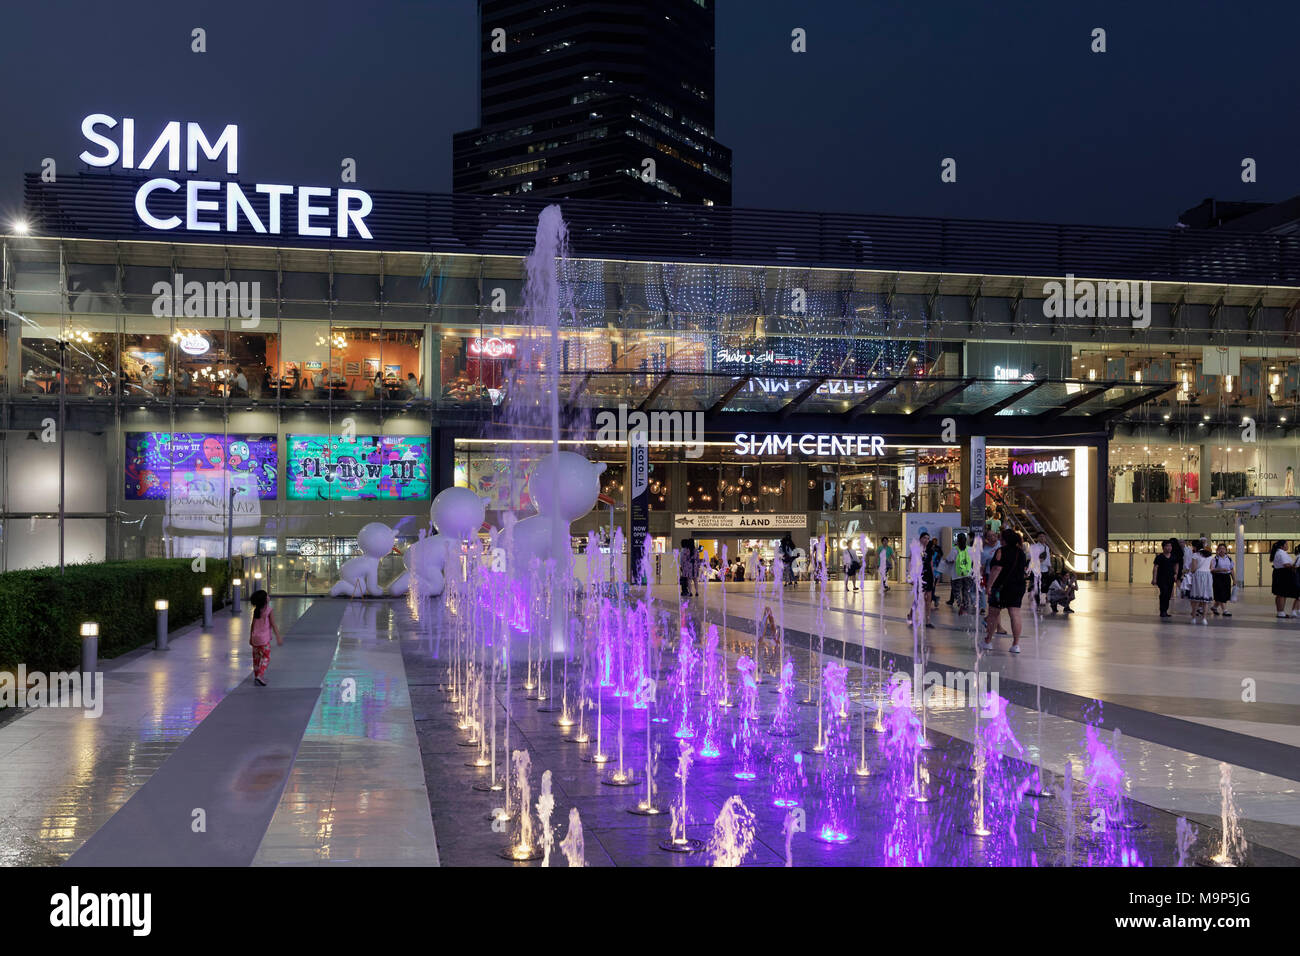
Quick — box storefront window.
[686,462,719,511]
[807,463,838,512]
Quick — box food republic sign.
[78,114,374,239]
[1011,454,1070,479]
[734,433,886,457]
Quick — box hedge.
[0,559,230,673]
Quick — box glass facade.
[4,235,1299,588]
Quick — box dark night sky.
[2,0,1298,229]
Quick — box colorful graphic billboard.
[287,434,431,500]
[125,432,278,500]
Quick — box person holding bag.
[1270,540,1298,618]
[983,528,1027,653]
[1210,543,1234,617]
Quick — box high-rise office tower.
[453,0,733,205]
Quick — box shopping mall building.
[7,164,1300,592]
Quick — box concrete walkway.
[0,596,439,867]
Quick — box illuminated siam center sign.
[733,432,886,457]
[78,114,374,239]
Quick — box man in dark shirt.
[1152,539,1181,619]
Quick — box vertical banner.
[969,435,987,531]
[627,428,649,584]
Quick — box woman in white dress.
[1184,543,1214,625]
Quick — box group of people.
[1150,537,1239,624]
[1153,537,1300,623]
[905,525,1074,654]
[675,534,818,596]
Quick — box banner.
[969,436,987,530]
[627,429,649,584]
[674,513,805,531]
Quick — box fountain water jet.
[707,796,757,866]
[659,740,705,852]
[1209,762,1246,866]
[558,808,586,867]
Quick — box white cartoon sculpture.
[404,528,451,597]
[528,452,607,522]
[512,513,564,571]
[330,522,398,597]
[431,486,489,540]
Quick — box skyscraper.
[452,0,733,205]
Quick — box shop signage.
[744,378,871,395]
[469,336,517,359]
[78,114,374,239]
[628,430,650,583]
[176,332,210,356]
[993,365,1034,382]
[715,348,801,367]
[1011,454,1071,478]
[969,436,986,529]
[733,432,885,457]
[675,513,806,531]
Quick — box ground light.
[80,622,99,692]
[154,599,169,651]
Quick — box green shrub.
[0,559,230,673]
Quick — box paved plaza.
[1,581,1297,866]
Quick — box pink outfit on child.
[250,612,274,679]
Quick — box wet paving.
[0,602,308,865]
[396,599,1299,867]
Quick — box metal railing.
[24,173,1300,286]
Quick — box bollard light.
[201,587,214,628]
[231,577,243,614]
[81,622,99,694]
[154,599,170,651]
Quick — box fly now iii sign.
[78,114,374,239]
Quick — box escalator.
[986,486,1097,579]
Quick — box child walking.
[249,589,282,686]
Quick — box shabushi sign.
[1010,454,1071,478]
[78,114,374,238]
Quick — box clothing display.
[1109,465,1176,503]
[1211,471,1254,499]
[1173,472,1199,503]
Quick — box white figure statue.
[330,522,398,598]
[405,527,450,597]
[511,513,564,573]
[528,452,607,522]
[431,486,489,539]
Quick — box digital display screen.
[287,434,431,500]
[125,432,278,500]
